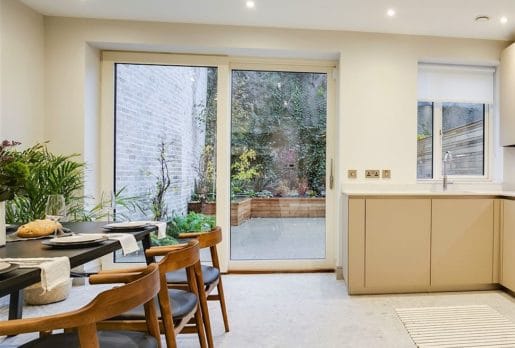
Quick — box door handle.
[330,158,334,190]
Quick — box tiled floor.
[2,273,515,347]
[230,218,325,260]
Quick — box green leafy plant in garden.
[192,144,216,203]
[167,212,215,238]
[151,212,215,247]
[230,71,327,197]
[231,149,261,197]
[149,138,172,221]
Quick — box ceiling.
[20,0,515,41]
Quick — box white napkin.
[106,233,140,255]
[133,221,167,239]
[0,257,70,292]
[87,233,140,255]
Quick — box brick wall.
[115,64,208,220]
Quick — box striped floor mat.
[396,305,515,347]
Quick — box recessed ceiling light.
[246,1,255,9]
[475,15,490,22]
[387,9,396,17]
[501,16,508,24]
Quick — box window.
[417,64,494,180]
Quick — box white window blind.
[418,63,494,104]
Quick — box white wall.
[0,0,44,145]
[42,17,508,189]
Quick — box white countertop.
[342,184,515,197]
[342,190,515,198]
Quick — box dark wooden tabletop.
[0,222,156,298]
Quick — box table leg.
[142,233,155,265]
[8,290,23,320]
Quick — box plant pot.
[188,202,202,213]
[201,202,216,215]
[0,201,5,247]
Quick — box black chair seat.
[112,289,197,320]
[20,330,157,348]
[166,265,219,285]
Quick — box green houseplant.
[5,143,85,224]
[0,140,29,246]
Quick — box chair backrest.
[145,239,201,274]
[0,263,161,337]
[178,226,222,248]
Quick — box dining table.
[0,221,156,320]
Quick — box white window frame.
[417,101,492,182]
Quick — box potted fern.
[0,140,29,246]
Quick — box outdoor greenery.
[188,69,328,204]
[230,70,327,198]
[168,212,216,236]
[191,68,217,203]
[150,212,215,246]
[149,138,172,221]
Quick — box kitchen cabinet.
[500,43,515,146]
[364,199,431,290]
[343,194,500,294]
[431,199,494,286]
[502,199,515,291]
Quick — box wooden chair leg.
[211,245,230,332]
[158,279,178,348]
[194,302,208,348]
[144,300,162,348]
[77,323,99,348]
[216,277,230,332]
[194,263,214,348]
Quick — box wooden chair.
[0,263,161,348]
[97,240,211,348]
[168,226,229,333]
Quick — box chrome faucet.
[443,151,453,191]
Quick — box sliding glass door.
[100,53,336,271]
[228,65,335,270]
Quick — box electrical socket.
[348,170,357,179]
[382,169,391,179]
[365,169,380,178]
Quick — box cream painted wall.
[43,17,508,189]
[0,0,44,145]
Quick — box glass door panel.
[112,63,217,263]
[230,70,327,261]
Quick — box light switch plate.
[382,169,391,179]
[365,169,380,178]
[348,170,357,179]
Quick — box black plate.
[41,239,107,249]
[102,225,150,232]
[0,263,19,276]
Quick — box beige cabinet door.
[502,200,515,290]
[501,43,515,146]
[365,199,431,290]
[432,199,494,287]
